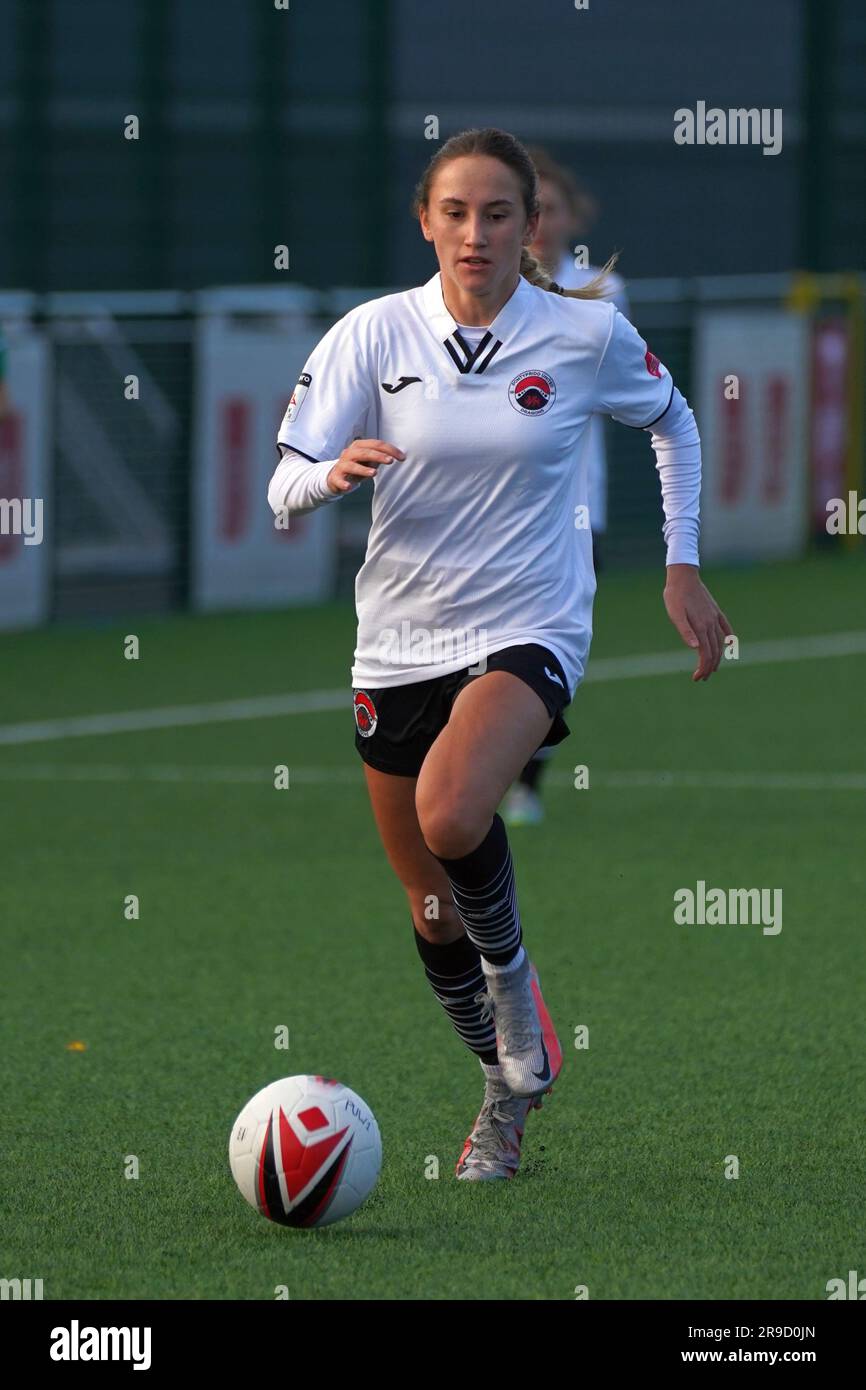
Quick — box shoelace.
[475,988,495,1026]
[469,1089,525,1159]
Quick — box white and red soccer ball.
[229,1075,381,1229]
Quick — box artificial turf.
[1,550,863,1298]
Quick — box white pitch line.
[0,764,862,791]
[584,629,866,681]
[0,688,346,747]
[0,763,359,785]
[0,629,864,747]
[549,770,866,791]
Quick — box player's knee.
[416,796,485,861]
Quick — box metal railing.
[1,272,863,621]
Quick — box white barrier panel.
[0,325,51,630]
[192,318,337,610]
[695,310,809,563]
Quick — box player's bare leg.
[363,759,548,1179]
[416,671,564,1102]
[362,765,460,942]
[362,765,506,1070]
[415,671,551,857]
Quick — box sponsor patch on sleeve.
[285,372,312,422]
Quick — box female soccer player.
[268,127,731,1181]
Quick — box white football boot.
[480,955,563,1099]
[455,1062,544,1181]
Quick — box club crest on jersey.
[353,690,378,738]
[285,371,312,422]
[508,369,556,415]
[644,350,662,378]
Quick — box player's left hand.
[663,564,732,681]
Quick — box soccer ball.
[228,1075,381,1228]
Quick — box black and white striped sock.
[431,814,525,972]
[413,924,499,1063]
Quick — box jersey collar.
[420,269,533,353]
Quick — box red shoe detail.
[529,963,563,1087]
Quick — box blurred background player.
[501,146,630,828]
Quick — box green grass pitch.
[1,551,863,1299]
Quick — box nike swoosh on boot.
[532,1037,551,1083]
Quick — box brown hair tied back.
[412,127,619,301]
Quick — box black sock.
[431,813,523,966]
[413,925,498,1062]
[518,753,547,792]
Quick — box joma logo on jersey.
[508,370,556,415]
[381,376,422,394]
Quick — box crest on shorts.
[508,369,556,415]
[644,350,662,378]
[353,689,378,738]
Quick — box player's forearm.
[646,387,701,567]
[267,448,351,516]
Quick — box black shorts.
[352,642,572,778]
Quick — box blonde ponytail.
[519,245,621,301]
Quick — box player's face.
[420,155,538,302]
[530,178,579,268]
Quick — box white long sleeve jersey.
[269,270,701,694]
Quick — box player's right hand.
[326,440,406,493]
